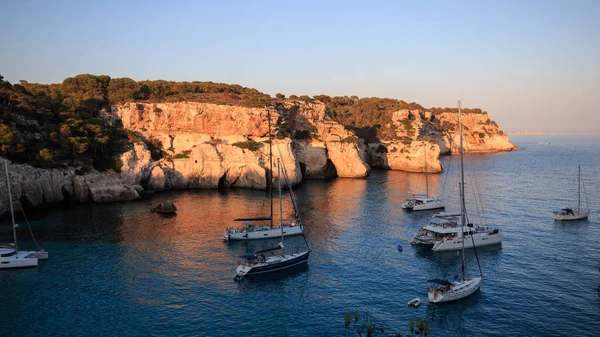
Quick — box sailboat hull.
[554,211,589,221]
[428,277,482,303]
[432,232,503,251]
[412,200,445,211]
[0,250,39,269]
[225,225,304,241]
[236,251,309,277]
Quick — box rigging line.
[581,168,590,211]
[20,207,40,250]
[470,226,484,277]
[440,152,452,200]
[468,169,482,225]
[472,167,489,227]
[276,144,310,250]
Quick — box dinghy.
[407,297,421,307]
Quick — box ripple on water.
[1,136,600,336]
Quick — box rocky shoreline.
[0,100,516,217]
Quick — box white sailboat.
[402,142,445,211]
[1,160,41,269]
[427,100,484,303]
[410,105,502,252]
[554,165,590,221]
[224,111,303,241]
[234,158,310,280]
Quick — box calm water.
[1,135,600,336]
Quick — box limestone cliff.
[364,109,516,171]
[1,99,515,216]
[112,101,370,191]
[429,111,516,154]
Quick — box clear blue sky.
[1,0,599,133]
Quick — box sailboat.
[402,142,445,211]
[554,165,590,221]
[427,100,484,303]
[224,111,303,241]
[234,158,310,280]
[1,159,44,269]
[410,107,502,251]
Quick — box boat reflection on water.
[425,290,483,333]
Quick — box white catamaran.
[402,142,445,211]
[411,102,502,252]
[224,111,303,241]
[234,158,310,280]
[427,100,484,303]
[554,165,590,221]
[1,159,47,269]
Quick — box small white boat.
[402,194,445,211]
[428,277,482,303]
[407,297,421,307]
[224,110,305,241]
[402,142,445,211]
[554,165,590,221]
[1,160,42,269]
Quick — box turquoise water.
[1,135,600,336]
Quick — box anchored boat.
[234,158,310,280]
[402,142,445,211]
[554,165,590,221]
[426,100,485,303]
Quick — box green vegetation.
[232,140,261,152]
[343,310,431,337]
[1,74,128,171]
[173,150,192,159]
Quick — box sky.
[1,0,599,134]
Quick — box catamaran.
[554,165,590,221]
[1,159,47,269]
[427,100,484,303]
[411,103,502,252]
[402,142,445,211]
[224,111,303,241]
[234,158,310,280]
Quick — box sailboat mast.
[3,160,18,253]
[458,100,466,281]
[278,159,284,247]
[424,142,429,198]
[578,165,581,212]
[268,109,274,229]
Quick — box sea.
[1,135,599,337]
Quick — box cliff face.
[0,100,515,216]
[430,111,516,154]
[364,109,516,171]
[113,101,370,190]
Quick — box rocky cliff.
[0,100,515,216]
[364,109,516,172]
